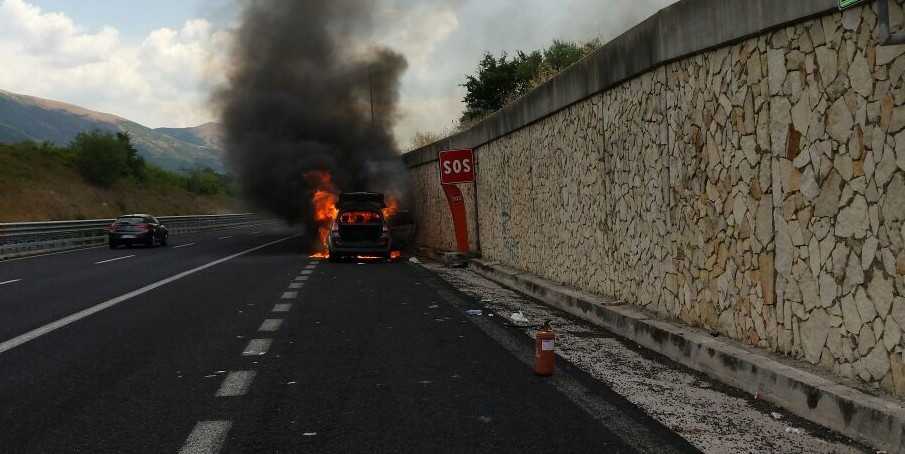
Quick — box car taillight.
[139,223,151,231]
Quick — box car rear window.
[339,211,382,224]
[116,216,145,224]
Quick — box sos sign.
[438,149,475,184]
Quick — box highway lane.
[0,222,297,342]
[0,231,697,453]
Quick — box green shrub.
[71,131,145,187]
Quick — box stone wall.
[405,1,905,396]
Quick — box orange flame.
[306,171,338,258]
[383,195,400,220]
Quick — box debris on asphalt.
[287,381,297,385]
[409,257,421,264]
[465,309,482,316]
[510,312,529,324]
[771,412,783,420]
[302,432,317,437]
[417,380,433,384]
[424,261,867,454]
[428,304,439,309]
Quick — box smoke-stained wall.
[405,1,905,396]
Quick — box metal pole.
[472,149,482,256]
[368,66,375,126]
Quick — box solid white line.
[173,242,196,249]
[215,371,257,397]
[0,235,300,356]
[179,420,232,454]
[94,255,135,265]
[272,303,292,313]
[281,291,298,299]
[218,236,232,240]
[242,338,272,356]
[0,279,22,286]
[288,283,303,289]
[258,319,284,332]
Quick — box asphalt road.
[0,225,698,453]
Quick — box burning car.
[327,192,392,261]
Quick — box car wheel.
[108,241,118,249]
[328,254,340,263]
[161,234,168,247]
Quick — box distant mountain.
[0,89,226,172]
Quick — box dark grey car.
[108,214,169,249]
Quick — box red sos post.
[438,149,474,253]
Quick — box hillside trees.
[459,39,600,124]
[72,131,145,187]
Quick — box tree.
[71,131,145,187]
[459,40,601,124]
[409,130,443,150]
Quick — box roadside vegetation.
[0,131,241,222]
[407,39,600,151]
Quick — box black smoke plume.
[215,0,409,230]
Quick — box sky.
[0,0,677,147]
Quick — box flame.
[383,195,399,220]
[306,171,338,258]
[390,250,401,260]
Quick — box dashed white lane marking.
[215,371,256,397]
[94,255,135,265]
[0,279,22,286]
[242,338,272,356]
[301,270,313,275]
[288,283,303,289]
[281,291,298,299]
[272,303,292,313]
[294,276,309,282]
[179,420,232,454]
[0,235,300,356]
[173,242,197,249]
[258,319,284,332]
[218,236,233,240]
[304,264,316,270]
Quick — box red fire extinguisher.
[534,321,555,376]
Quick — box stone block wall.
[406,1,905,395]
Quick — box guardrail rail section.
[0,214,265,260]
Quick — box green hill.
[0,141,239,222]
[0,89,226,173]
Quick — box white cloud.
[0,0,225,128]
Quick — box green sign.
[839,0,866,10]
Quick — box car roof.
[119,214,152,218]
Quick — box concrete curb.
[468,258,905,453]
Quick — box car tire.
[108,241,117,249]
[328,254,340,263]
[161,234,168,247]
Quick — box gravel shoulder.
[421,260,873,454]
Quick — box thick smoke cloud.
[215,0,409,227]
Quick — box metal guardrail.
[0,214,268,260]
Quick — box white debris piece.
[511,312,529,324]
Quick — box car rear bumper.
[109,232,151,242]
[328,240,391,256]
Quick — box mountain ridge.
[0,89,226,172]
